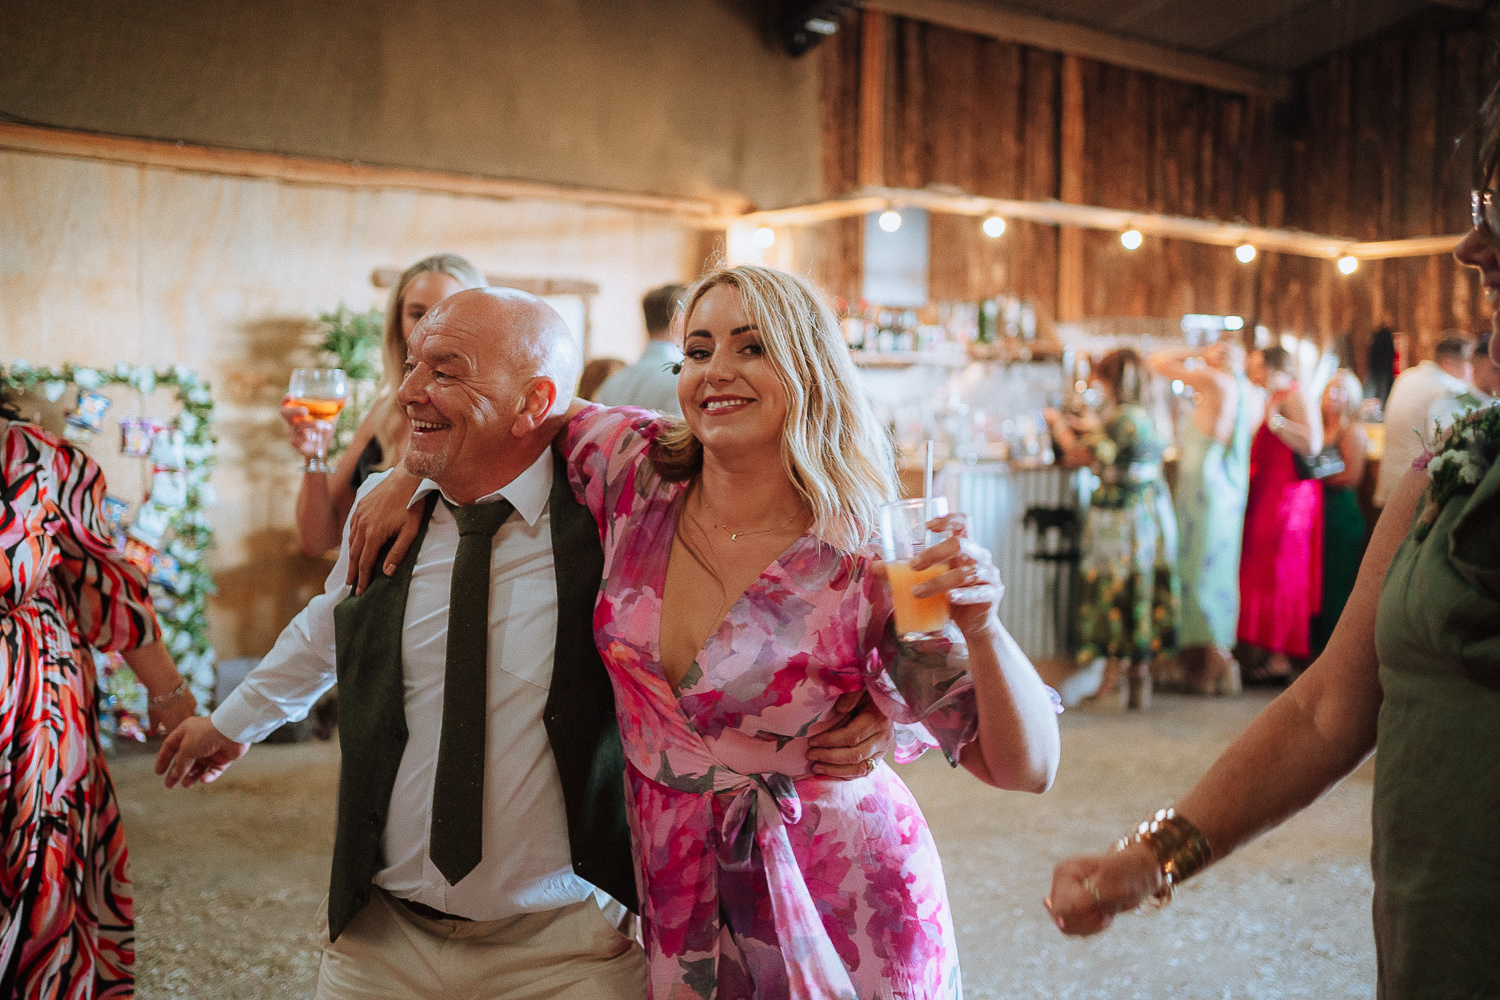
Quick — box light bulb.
[1337,255,1358,275]
[983,216,1006,238]
[1235,243,1257,263]
[878,210,902,233]
[1120,229,1143,251]
[753,227,776,249]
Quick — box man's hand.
[345,470,424,593]
[806,691,895,779]
[155,717,250,788]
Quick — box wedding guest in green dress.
[1148,341,1255,694]
[1045,76,1500,998]
[1046,348,1180,709]
[1309,370,1368,658]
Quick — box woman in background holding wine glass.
[283,253,483,556]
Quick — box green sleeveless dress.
[1371,452,1500,997]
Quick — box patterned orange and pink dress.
[2,420,161,999]
[569,406,983,1000]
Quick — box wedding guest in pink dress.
[1237,346,1323,681]
[339,270,1061,1000]
[564,264,1061,999]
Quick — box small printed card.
[66,390,113,433]
[119,416,165,457]
[122,536,158,574]
[100,495,131,535]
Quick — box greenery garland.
[3,359,217,741]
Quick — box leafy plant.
[313,304,385,454]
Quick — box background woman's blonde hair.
[1324,368,1364,424]
[369,253,485,464]
[651,263,897,553]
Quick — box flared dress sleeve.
[41,429,162,651]
[854,548,980,765]
[565,403,673,535]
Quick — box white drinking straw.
[922,440,935,508]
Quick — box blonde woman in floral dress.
[565,265,1061,999]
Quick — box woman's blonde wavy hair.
[650,263,897,554]
[365,254,485,467]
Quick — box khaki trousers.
[315,889,646,1000]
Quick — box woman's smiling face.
[677,283,788,461]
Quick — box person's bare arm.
[344,466,425,593]
[1045,468,1425,935]
[1146,349,1222,397]
[912,515,1061,793]
[1268,390,1320,456]
[1323,424,1368,489]
[286,404,377,557]
[122,640,198,737]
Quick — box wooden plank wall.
[818,8,1498,365]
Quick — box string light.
[1235,243,1257,264]
[983,216,1007,238]
[1120,229,1143,251]
[878,210,903,233]
[752,226,776,249]
[1337,255,1358,275]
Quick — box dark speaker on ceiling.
[776,0,858,57]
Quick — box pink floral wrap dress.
[568,406,980,1000]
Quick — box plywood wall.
[1,149,697,659]
[0,0,823,210]
[818,8,1499,361]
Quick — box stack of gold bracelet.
[1114,807,1213,909]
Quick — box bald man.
[159,289,646,999]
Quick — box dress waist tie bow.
[712,768,860,1000]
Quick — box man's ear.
[511,377,559,437]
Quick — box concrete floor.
[110,688,1376,999]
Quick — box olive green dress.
[1371,454,1500,997]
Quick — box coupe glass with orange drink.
[878,496,950,639]
[286,367,348,473]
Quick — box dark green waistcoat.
[326,462,635,941]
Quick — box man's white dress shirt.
[595,340,683,416]
[213,450,596,920]
[1375,361,1473,506]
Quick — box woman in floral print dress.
[566,264,1061,1000]
[1,387,194,999]
[1046,348,1180,708]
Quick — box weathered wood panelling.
[820,8,1498,361]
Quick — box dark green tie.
[429,496,514,885]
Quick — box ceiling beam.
[0,121,733,220]
[724,186,1463,261]
[5,121,1458,262]
[862,0,1292,99]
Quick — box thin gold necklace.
[696,490,803,541]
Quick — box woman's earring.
[667,362,683,376]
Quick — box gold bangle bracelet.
[147,679,190,710]
[1113,807,1213,910]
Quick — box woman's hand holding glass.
[878,498,1006,642]
[910,511,1007,639]
[284,368,347,473]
